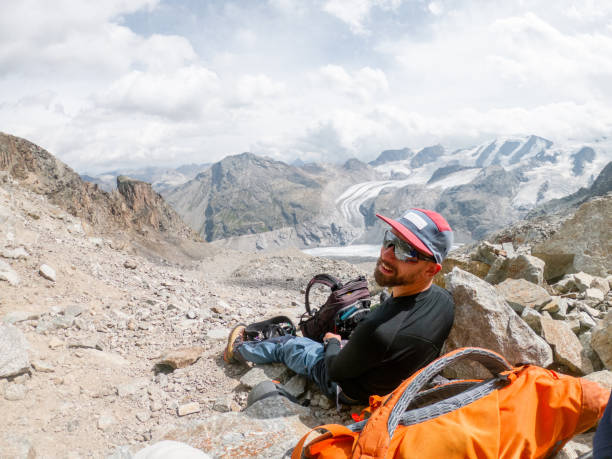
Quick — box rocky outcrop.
[443,268,553,375]
[531,195,611,280]
[0,133,198,241]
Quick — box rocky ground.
[0,178,377,458]
[2,173,612,459]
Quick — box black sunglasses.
[382,230,436,263]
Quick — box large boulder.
[485,254,545,286]
[591,312,612,370]
[0,324,30,378]
[532,195,612,280]
[495,278,552,313]
[444,268,553,376]
[540,314,593,374]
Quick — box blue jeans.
[236,335,333,395]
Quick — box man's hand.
[323,332,341,343]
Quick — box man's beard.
[374,257,419,287]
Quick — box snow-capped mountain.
[161,135,610,249]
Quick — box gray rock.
[552,276,575,294]
[521,308,543,335]
[4,383,27,401]
[177,402,201,416]
[240,364,290,389]
[471,241,502,265]
[585,288,605,302]
[532,197,611,279]
[157,346,203,369]
[495,278,551,313]
[0,259,20,286]
[133,441,212,459]
[540,314,592,374]
[212,395,233,413]
[0,247,29,259]
[485,254,545,286]
[583,370,612,390]
[444,268,552,376]
[284,374,307,398]
[556,433,594,459]
[245,393,311,419]
[0,324,30,378]
[578,311,597,331]
[39,264,56,281]
[591,276,610,295]
[579,331,604,372]
[574,272,594,292]
[592,312,612,370]
[124,260,137,270]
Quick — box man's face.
[374,230,429,288]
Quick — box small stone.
[136,411,150,422]
[97,412,116,431]
[240,365,290,389]
[123,260,137,270]
[4,383,27,401]
[0,324,30,378]
[150,399,163,412]
[186,310,198,319]
[213,395,233,413]
[585,288,604,302]
[39,264,56,281]
[0,260,20,286]
[177,402,200,416]
[157,346,204,369]
[574,272,594,292]
[0,247,29,259]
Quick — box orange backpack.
[292,347,610,459]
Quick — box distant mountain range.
[81,163,210,194]
[160,135,611,249]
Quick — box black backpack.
[298,274,371,342]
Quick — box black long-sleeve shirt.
[313,284,454,402]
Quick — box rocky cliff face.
[164,152,380,246]
[0,133,198,241]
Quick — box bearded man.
[224,208,455,404]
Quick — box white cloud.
[229,74,286,107]
[322,0,403,34]
[317,65,389,101]
[100,66,220,120]
[2,1,612,173]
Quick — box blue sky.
[1,0,612,173]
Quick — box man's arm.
[324,319,387,381]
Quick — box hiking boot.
[223,324,247,364]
